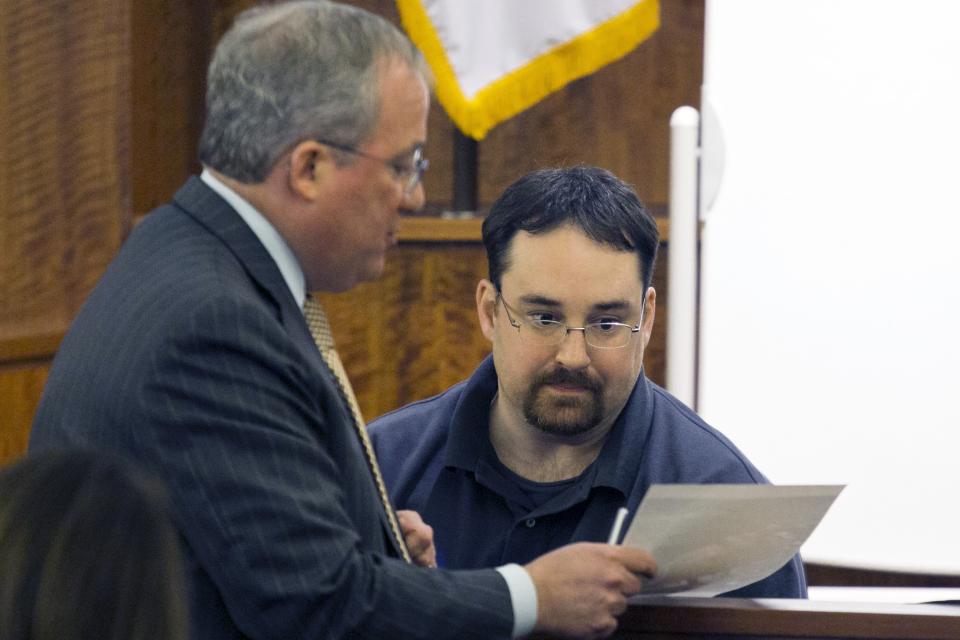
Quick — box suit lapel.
[171,177,402,558]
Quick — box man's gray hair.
[198,1,428,183]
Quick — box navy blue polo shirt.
[369,356,806,598]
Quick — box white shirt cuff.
[495,563,537,638]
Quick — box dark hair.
[482,166,659,290]
[0,451,187,640]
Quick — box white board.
[698,0,960,573]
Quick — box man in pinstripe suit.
[30,2,656,639]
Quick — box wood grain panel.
[613,597,960,640]
[210,0,256,42]
[806,563,960,588]
[0,0,130,346]
[131,0,212,216]
[0,365,49,466]
[0,0,130,466]
[318,242,492,419]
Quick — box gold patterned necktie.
[302,296,411,563]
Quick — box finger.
[614,547,657,578]
[610,593,628,616]
[408,535,436,567]
[417,547,437,568]
[397,511,433,543]
[399,521,437,568]
[408,529,434,552]
[406,534,427,555]
[590,616,618,639]
[396,509,420,534]
[403,524,429,550]
[615,568,642,596]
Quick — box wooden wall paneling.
[1,0,130,347]
[1,0,131,464]
[210,0,258,43]
[318,247,404,420]
[614,597,960,640]
[395,243,491,403]
[432,245,492,374]
[805,563,960,588]
[319,239,492,420]
[0,365,49,466]
[131,0,213,217]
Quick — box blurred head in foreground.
[0,451,187,640]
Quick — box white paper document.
[623,484,843,597]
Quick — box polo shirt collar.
[592,372,655,495]
[442,356,655,499]
[443,356,499,471]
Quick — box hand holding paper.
[622,484,843,597]
[525,542,656,638]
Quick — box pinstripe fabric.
[30,177,514,640]
[303,296,411,563]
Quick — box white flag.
[397,0,660,139]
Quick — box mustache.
[533,367,602,392]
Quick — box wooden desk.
[611,597,960,639]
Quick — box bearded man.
[370,166,806,598]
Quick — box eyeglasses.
[317,139,429,195]
[496,291,643,350]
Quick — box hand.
[525,543,656,639]
[397,509,437,568]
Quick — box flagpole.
[452,129,478,214]
[667,106,700,409]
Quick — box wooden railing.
[611,597,960,639]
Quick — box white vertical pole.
[667,106,700,408]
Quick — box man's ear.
[287,140,335,200]
[641,287,657,347]
[476,279,498,341]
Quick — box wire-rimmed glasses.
[496,291,643,349]
[317,139,429,195]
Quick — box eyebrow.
[516,294,561,307]
[592,300,633,313]
[516,294,634,314]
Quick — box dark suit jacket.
[30,177,513,640]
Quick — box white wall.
[698,0,960,573]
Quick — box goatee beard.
[523,367,604,436]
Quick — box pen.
[606,506,629,545]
